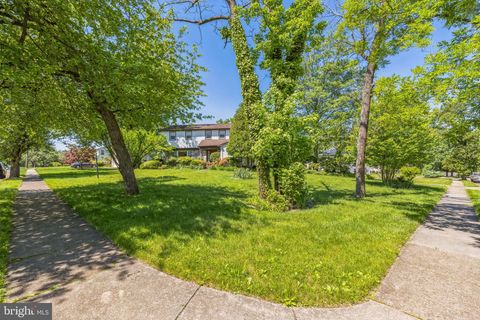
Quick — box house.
[160,124,230,162]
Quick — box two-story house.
[160,124,230,162]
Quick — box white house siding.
[220,145,229,159]
[161,128,230,160]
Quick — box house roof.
[198,139,229,148]
[162,123,231,131]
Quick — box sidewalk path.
[375,180,480,319]
[5,171,479,319]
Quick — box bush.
[50,162,63,167]
[252,190,290,212]
[140,160,163,169]
[422,164,443,178]
[209,152,220,163]
[279,162,309,209]
[233,168,253,179]
[393,166,421,188]
[166,157,177,166]
[176,156,195,166]
[218,157,231,167]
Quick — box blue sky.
[180,20,453,123]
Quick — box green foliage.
[22,146,62,167]
[398,167,422,185]
[0,179,22,302]
[298,35,362,165]
[318,154,351,175]
[140,160,163,170]
[252,190,290,212]
[278,163,310,209]
[1,0,204,192]
[120,129,173,169]
[209,152,220,163]
[50,162,63,167]
[233,168,253,179]
[368,76,434,182]
[166,157,205,169]
[422,164,444,178]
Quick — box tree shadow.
[7,173,269,302]
[37,168,119,180]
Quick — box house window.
[219,130,226,139]
[100,150,105,156]
[169,131,176,141]
[178,150,187,157]
[205,130,212,139]
[185,130,192,140]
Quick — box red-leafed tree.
[63,146,95,165]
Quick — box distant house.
[160,124,230,162]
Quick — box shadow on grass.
[49,176,267,268]
[36,168,119,180]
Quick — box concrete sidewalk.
[5,171,480,319]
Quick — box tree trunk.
[227,1,270,198]
[273,169,280,192]
[95,102,139,195]
[355,60,376,198]
[9,146,22,179]
[257,164,271,198]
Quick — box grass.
[466,188,480,218]
[463,180,479,187]
[36,167,449,307]
[0,178,22,302]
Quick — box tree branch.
[173,15,230,25]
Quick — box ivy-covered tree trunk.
[228,3,270,198]
[355,60,376,198]
[95,102,139,195]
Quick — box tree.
[367,76,433,182]
[105,129,173,169]
[1,1,203,194]
[228,103,255,167]
[418,11,479,177]
[63,146,96,166]
[335,0,439,197]
[298,34,362,169]
[174,0,323,206]
[22,145,61,167]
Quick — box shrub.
[209,152,220,163]
[50,162,63,167]
[233,168,253,179]
[279,162,309,209]
[218,157,231,167]
[422,164,443,178]
[166,158,178,167]
[252,190,290,212]
[176,156,194,166]
[140,160,163,169]
[393,166,421,188]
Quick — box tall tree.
[1,1,203,194]
[368,76,433,182]
[174,0,323,204]
[298,34,362,168]
[335,0,439,197]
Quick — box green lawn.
[36,167,449,306]
[463,180,479,187]
[0,178,22,302]
[466,188,480,218]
